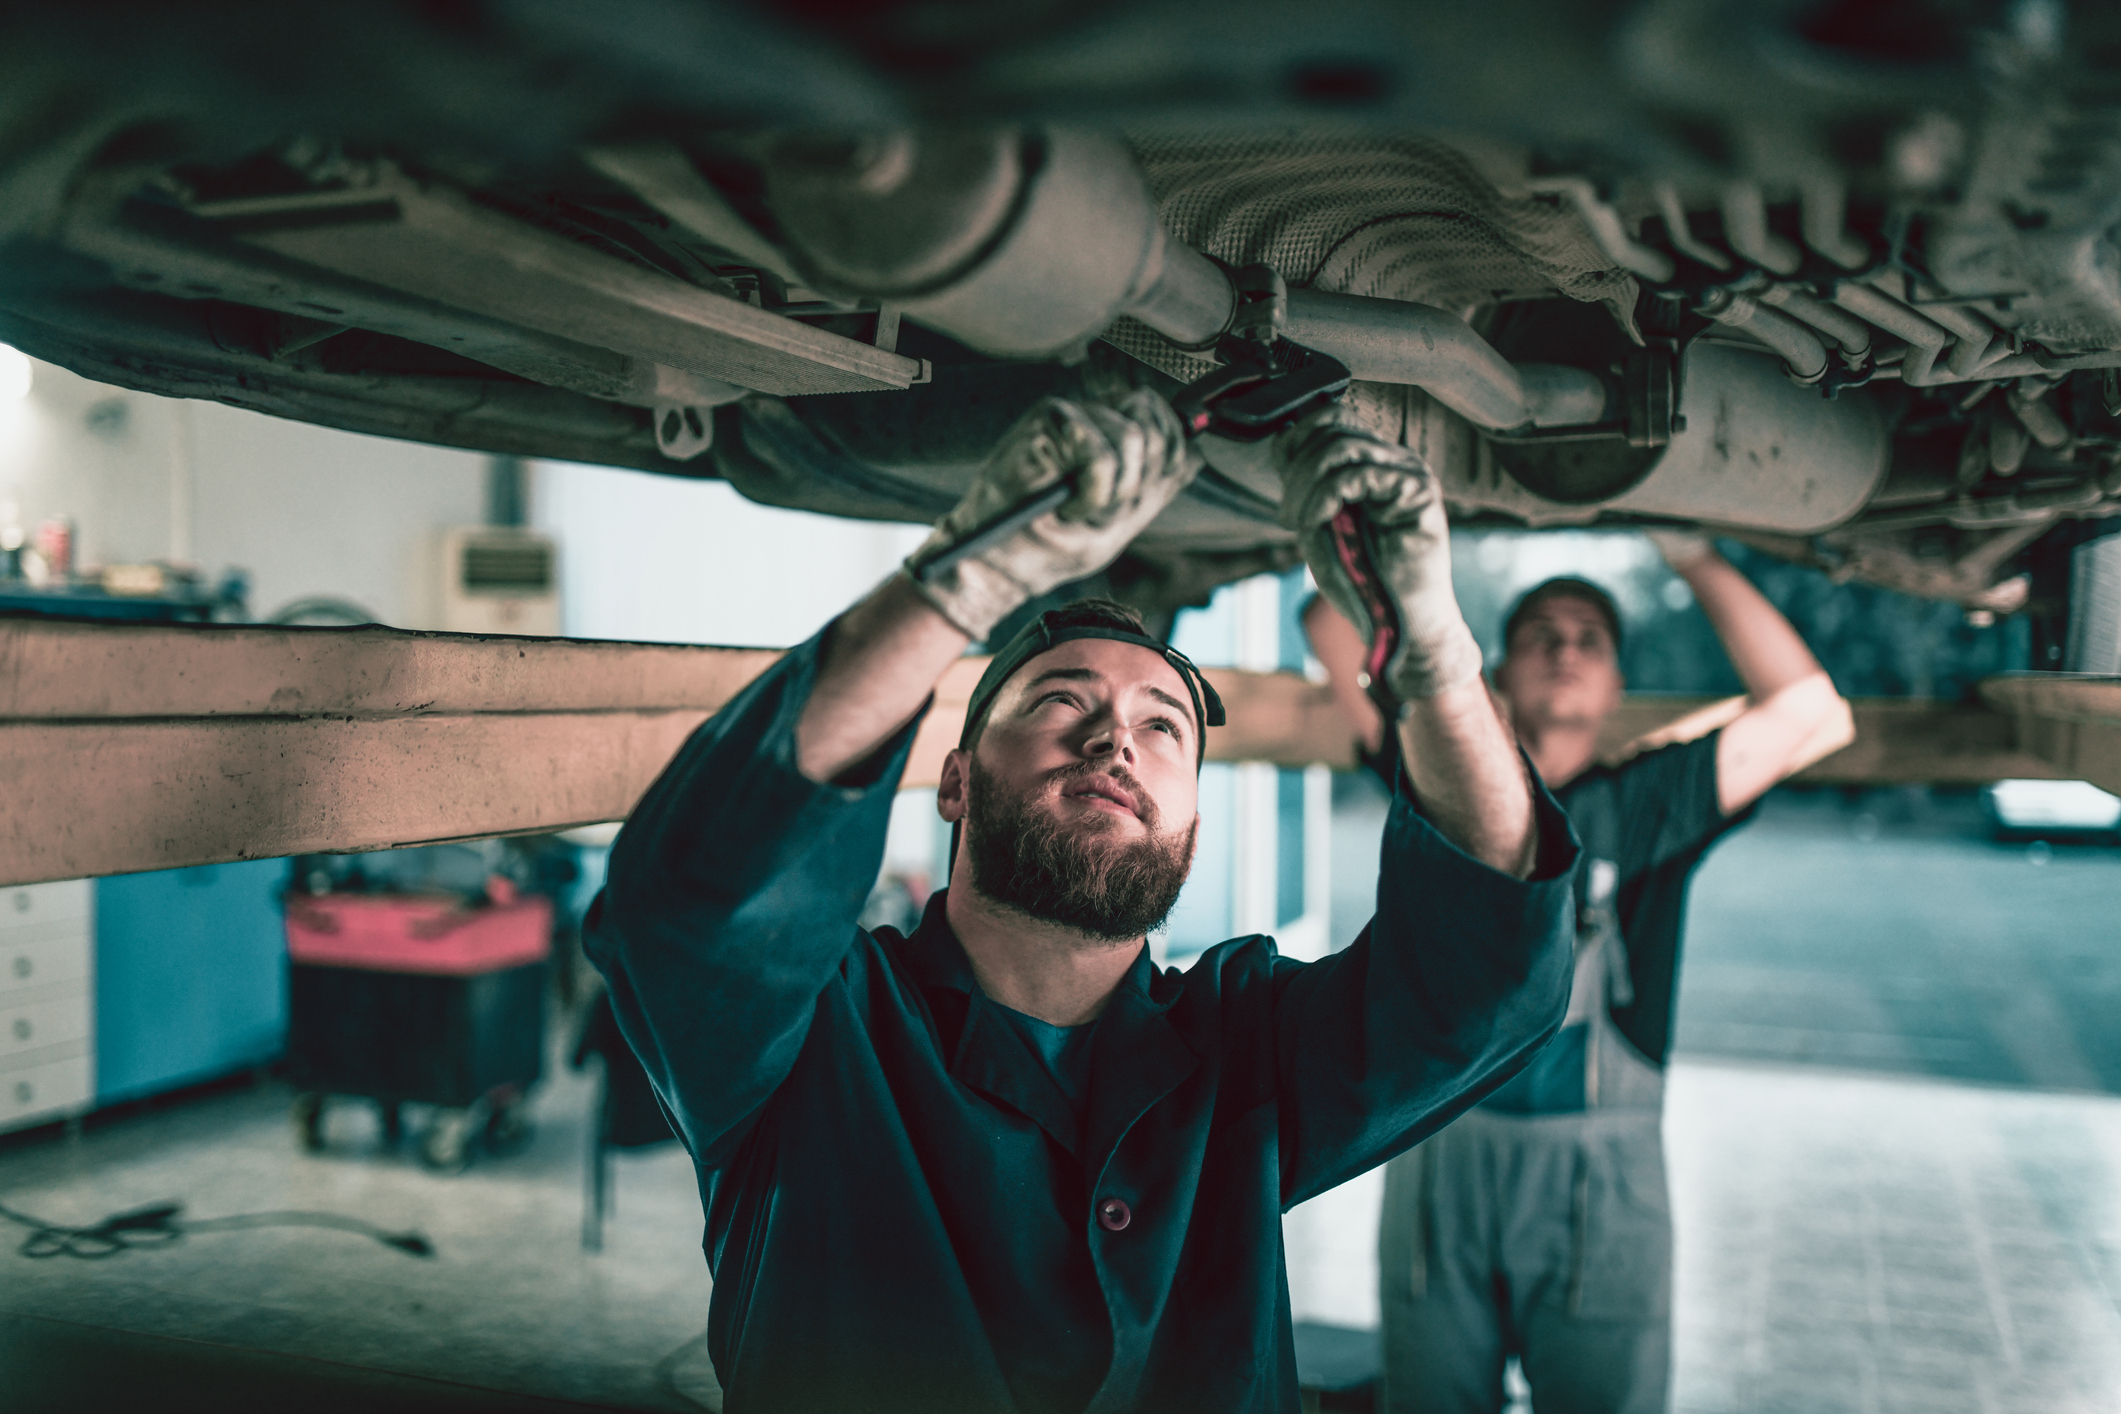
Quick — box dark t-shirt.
[1367,728,1743,1074]
[995,1003,1099,1117]
[1551,731,1745,1063]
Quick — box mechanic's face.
[938,639,1201,940]
[1494,597,1624,732]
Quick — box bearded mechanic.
[587,388,1580,1413]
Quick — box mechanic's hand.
[1275,410,1482,700]
[1645,527,1716,570]
[906,390,1198,640]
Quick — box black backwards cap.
[1502,577,1624,655]
[960,603,1227,767]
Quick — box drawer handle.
[11,893,28,913]
[12,1080,28,1104]
[10,956,27,979]
[11,1018,28,1042]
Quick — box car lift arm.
[0,620,2107,888]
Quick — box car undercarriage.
[5,0,2121,642]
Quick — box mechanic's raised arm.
[1266,413,1580,1201]
[799,391,1200,783]
[1277,413,1539,876]
[1648,531,1855,814]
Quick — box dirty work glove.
[905,390,1198,640]
[1276,411,1483,700]
[1645,527,1715,570]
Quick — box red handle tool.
[1326,504,1403,718]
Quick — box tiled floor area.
[4,1053,2116,1409]
[1281,1059,2121,1413]
[1665,1061,2121,1414]
[4,787,2116,1409]
[1674,789,2121,1092]
[0,1058,719,1410]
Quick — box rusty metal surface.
[1602,694,2064,787]
[0,621,781,885]
[0,621,781,719]
[0,712,710,885]
[0,620,2096,887]
[0,623,1364,885]
[1805,700,2063,786]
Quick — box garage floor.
[1675,788,2121,1092]
[4,1056,2116,1412]
[3,788,2118,1412]
[1666,1060,2121,1414]
[0,1057,719,1412]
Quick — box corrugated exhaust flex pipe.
[762,128,1606,433]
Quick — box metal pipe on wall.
[1826,280,2008,387]
[1877,343,2049,387]
[2008,381,2073,449]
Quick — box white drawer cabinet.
[1,1053,93,1130]
[0,880,92,931]
[0,928,95,997]
[0,880,94,1135]
[0,994,92,1060]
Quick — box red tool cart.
[283,883,550,1172]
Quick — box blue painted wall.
[96,860,289,1104]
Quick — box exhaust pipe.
[763,129,1606,433]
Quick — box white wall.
[188,405,486,628]
[0,355,186,583]
[532,458,928,647]
[0,351,488,627]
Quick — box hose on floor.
[0,1197,433,1260]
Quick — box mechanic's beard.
[965,758,1196,943]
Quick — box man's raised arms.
[1647,530,1855,814]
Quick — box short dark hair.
[1502,577,1623,655]
[1040,597,1151,639]
[961,598,1154,753]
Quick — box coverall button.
[1097,1197,1131,1231]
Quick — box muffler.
[1465,340,1889,534]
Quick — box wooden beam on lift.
[0,620,2103,888]
[1599,694,2068,788]
[1978,675,2121,796]
[1,621,769,887]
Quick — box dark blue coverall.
[587,631,1579,1414]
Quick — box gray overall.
[1378,857,1673,1414]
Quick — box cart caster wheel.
[377,1100,404,1147]
[291,1093,326,1152]
[422,1107,477,1173]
